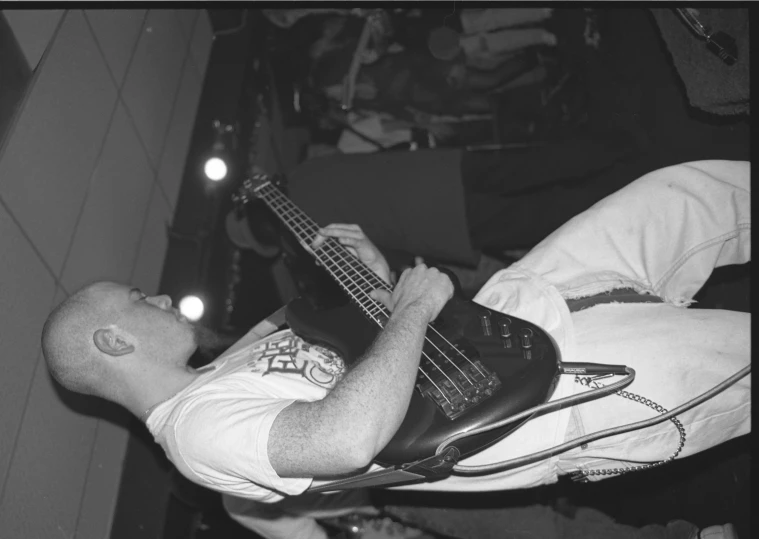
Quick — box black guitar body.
[234,175,561,466]
[285,274,561,466]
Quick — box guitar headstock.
[232,173,270,209]
[232,172,287,210]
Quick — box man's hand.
[311,223,393,285]
[371,264,453,324]
[269,262,454,478]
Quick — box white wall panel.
[2,9,64,69]
[189,10,213,80]
[175,9,199,44]
[75,412,130,539]
[157,60,203,211]
[0,7,210,538]
[131,187,173,296]
[85,9,146,88]
[120,9,187,168]
[0,352,99,538]
[60,102,155,294]
[0,207,57,492]
[0,10,118,274]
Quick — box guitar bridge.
[418,360,501,420]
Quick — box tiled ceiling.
[0,9,213,538]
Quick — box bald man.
[42,284,222,418]
[42,161,750,539]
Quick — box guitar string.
[260,181,479,374]
[259,186,467,376]
[258,182,487,392]
[259,187,460,400]
[308,238,486,380]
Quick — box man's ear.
[93,327,135,357]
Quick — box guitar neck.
[255,181,391,327]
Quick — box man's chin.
[191,323,225,357]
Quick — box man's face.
[94,282,198,365]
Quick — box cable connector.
[559,362,628,376]
[570,470,590,483]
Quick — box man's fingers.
[335,236,358,245]
[414,256,425,266]
[369,289,393,310]
[311,232,362,260]
[396,266,412,285]
[344,245,359,258]
[311,233,326,250]
[319,232,365,243]
[396,264,421,286]
[319,224,363,236]
[329,235,361,257]
[317,225,365,244]
[330,223,362,231]
[312,230,361,249]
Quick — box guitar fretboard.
[255,181,391,327]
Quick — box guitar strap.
[220,306,288,358]
[307,448,461,494]
[249,305,288,339]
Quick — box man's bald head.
[41,282,119,399]
[42,281,208,404]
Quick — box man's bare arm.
[268,265,453,478]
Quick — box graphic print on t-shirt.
[246,334,345,389]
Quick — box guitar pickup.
[418,360,501,420]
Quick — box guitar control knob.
[480,312,492,336]
[519,328,533,349]
[499,318,512,338]
[520,328,534,360]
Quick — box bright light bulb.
[204,157,228,181]
[178,295,205,322]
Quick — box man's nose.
[149,295,172,310]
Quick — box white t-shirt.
[147,265,578,502]
[146,329,347,502]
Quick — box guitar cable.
[437,362,750,476]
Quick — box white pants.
[225,160,751,538]
[513,160,751,477]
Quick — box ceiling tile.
[75,411,130,538]
[2,9,64,70]
[121,9,188,168]
[0,10,118,274]
[157,60,202,211]
[131,188,173,296]
[175,9,198,44]
[60,103,156,293]
[84,9,146,88]
[0,207,57,493]
[0,350,98,538]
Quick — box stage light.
[202,119,237,182]
[179,295,205,322]
[204,156,228,181]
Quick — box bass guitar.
[233,174,560,466]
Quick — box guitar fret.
[257,183,391,325]
[245,179,560,463]
[250,179,479,399]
